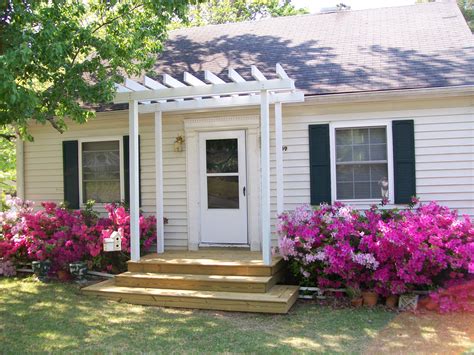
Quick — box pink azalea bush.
[278,200,474,296]
[0,195,157,274]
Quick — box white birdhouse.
[103,231,122,252]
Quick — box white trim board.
[184,115,261,251]
[77,136,125,207]
[329,120,395,204]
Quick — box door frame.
[184,115,261,251]
[198,130,248,245]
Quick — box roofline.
[302,85,474,106]
[170,1,453,33]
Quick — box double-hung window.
[80,139,124,204]
[331,124,393,201]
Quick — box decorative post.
[260,90,272,265]
[129,100,140,262]
[155,111,165,253]
[275,102,284,215]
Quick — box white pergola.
[114,64,304,265]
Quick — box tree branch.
[0,133,16,141]
[46,117,65,133]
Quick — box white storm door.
[199,130,248,244]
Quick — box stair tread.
[133,251,282,267]
[83,279,298,303]
[116,272,273,283]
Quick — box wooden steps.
[83,280,299,313]
[115,272,280,293]
[82,250,298,314]
[127,251,283,276]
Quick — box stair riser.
[127,262,281,277]
[115,275,279,293]
[83,290,295,314]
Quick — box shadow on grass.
[1,278,395,353]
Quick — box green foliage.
[458,0,474,32]
[417,0,474,32]
[175,0,309,27]
[0,0,199,139]
[0,126,15,194]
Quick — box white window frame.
[78,136,125,206]
[329,120,395,203]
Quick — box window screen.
[82,140,121,203]
[335,127,389,200]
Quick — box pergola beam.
[114,78,295,103]
[138,91,304,114]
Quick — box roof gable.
[152,2,474,95]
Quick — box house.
[17,2,474,312]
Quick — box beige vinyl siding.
[23,95,473,250]
[24,112,189,250]
[267,99,474,243]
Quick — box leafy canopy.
[176,0,308,27]
[0,0,198,139]
[458,0,474,32]
[0,126,15,194]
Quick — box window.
[334,127,389,200]
[81,140,122,204]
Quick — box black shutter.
[309,124,331,205]
[392,120,416,204]
[123,135,141,206]
[62,140,80,209]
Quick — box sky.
[291,0,417,13]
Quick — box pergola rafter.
[116,64,304,265]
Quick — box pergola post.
[275,102,284,215]
[129,100,140,262]
[260,90,272,265]
[155,111,165,253]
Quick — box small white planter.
[299,286,324,299]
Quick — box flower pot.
[385,295,399,308]
[351,297,364,307]
[362,291,379,307]
[57,270,70,282]
[32,260,51,281]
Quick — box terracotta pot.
[351,297,364,307]
[385,295,399,308]
[57,270,70,282]
[362,291,379,307]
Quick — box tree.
[0,126,15,195]
[458,0,474,32]
[0,0,198,140]
[175,0,308,27]
[417,0,473,32]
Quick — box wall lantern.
[174,134,185,152]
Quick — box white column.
[275,102,284,215]
[260,90,272,265]
[155,111,165,253]
[16,137,24,199]
[129,100,140,262]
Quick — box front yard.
[1,278,473,354]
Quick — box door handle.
[243,186,246,197]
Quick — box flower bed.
[277,200,474,300]
[0,196,156,274]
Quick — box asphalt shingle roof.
[153,2,474,95]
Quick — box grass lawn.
[0,277,396,354]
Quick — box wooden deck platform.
[82,250,298,314]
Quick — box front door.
[199,130,248,244]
